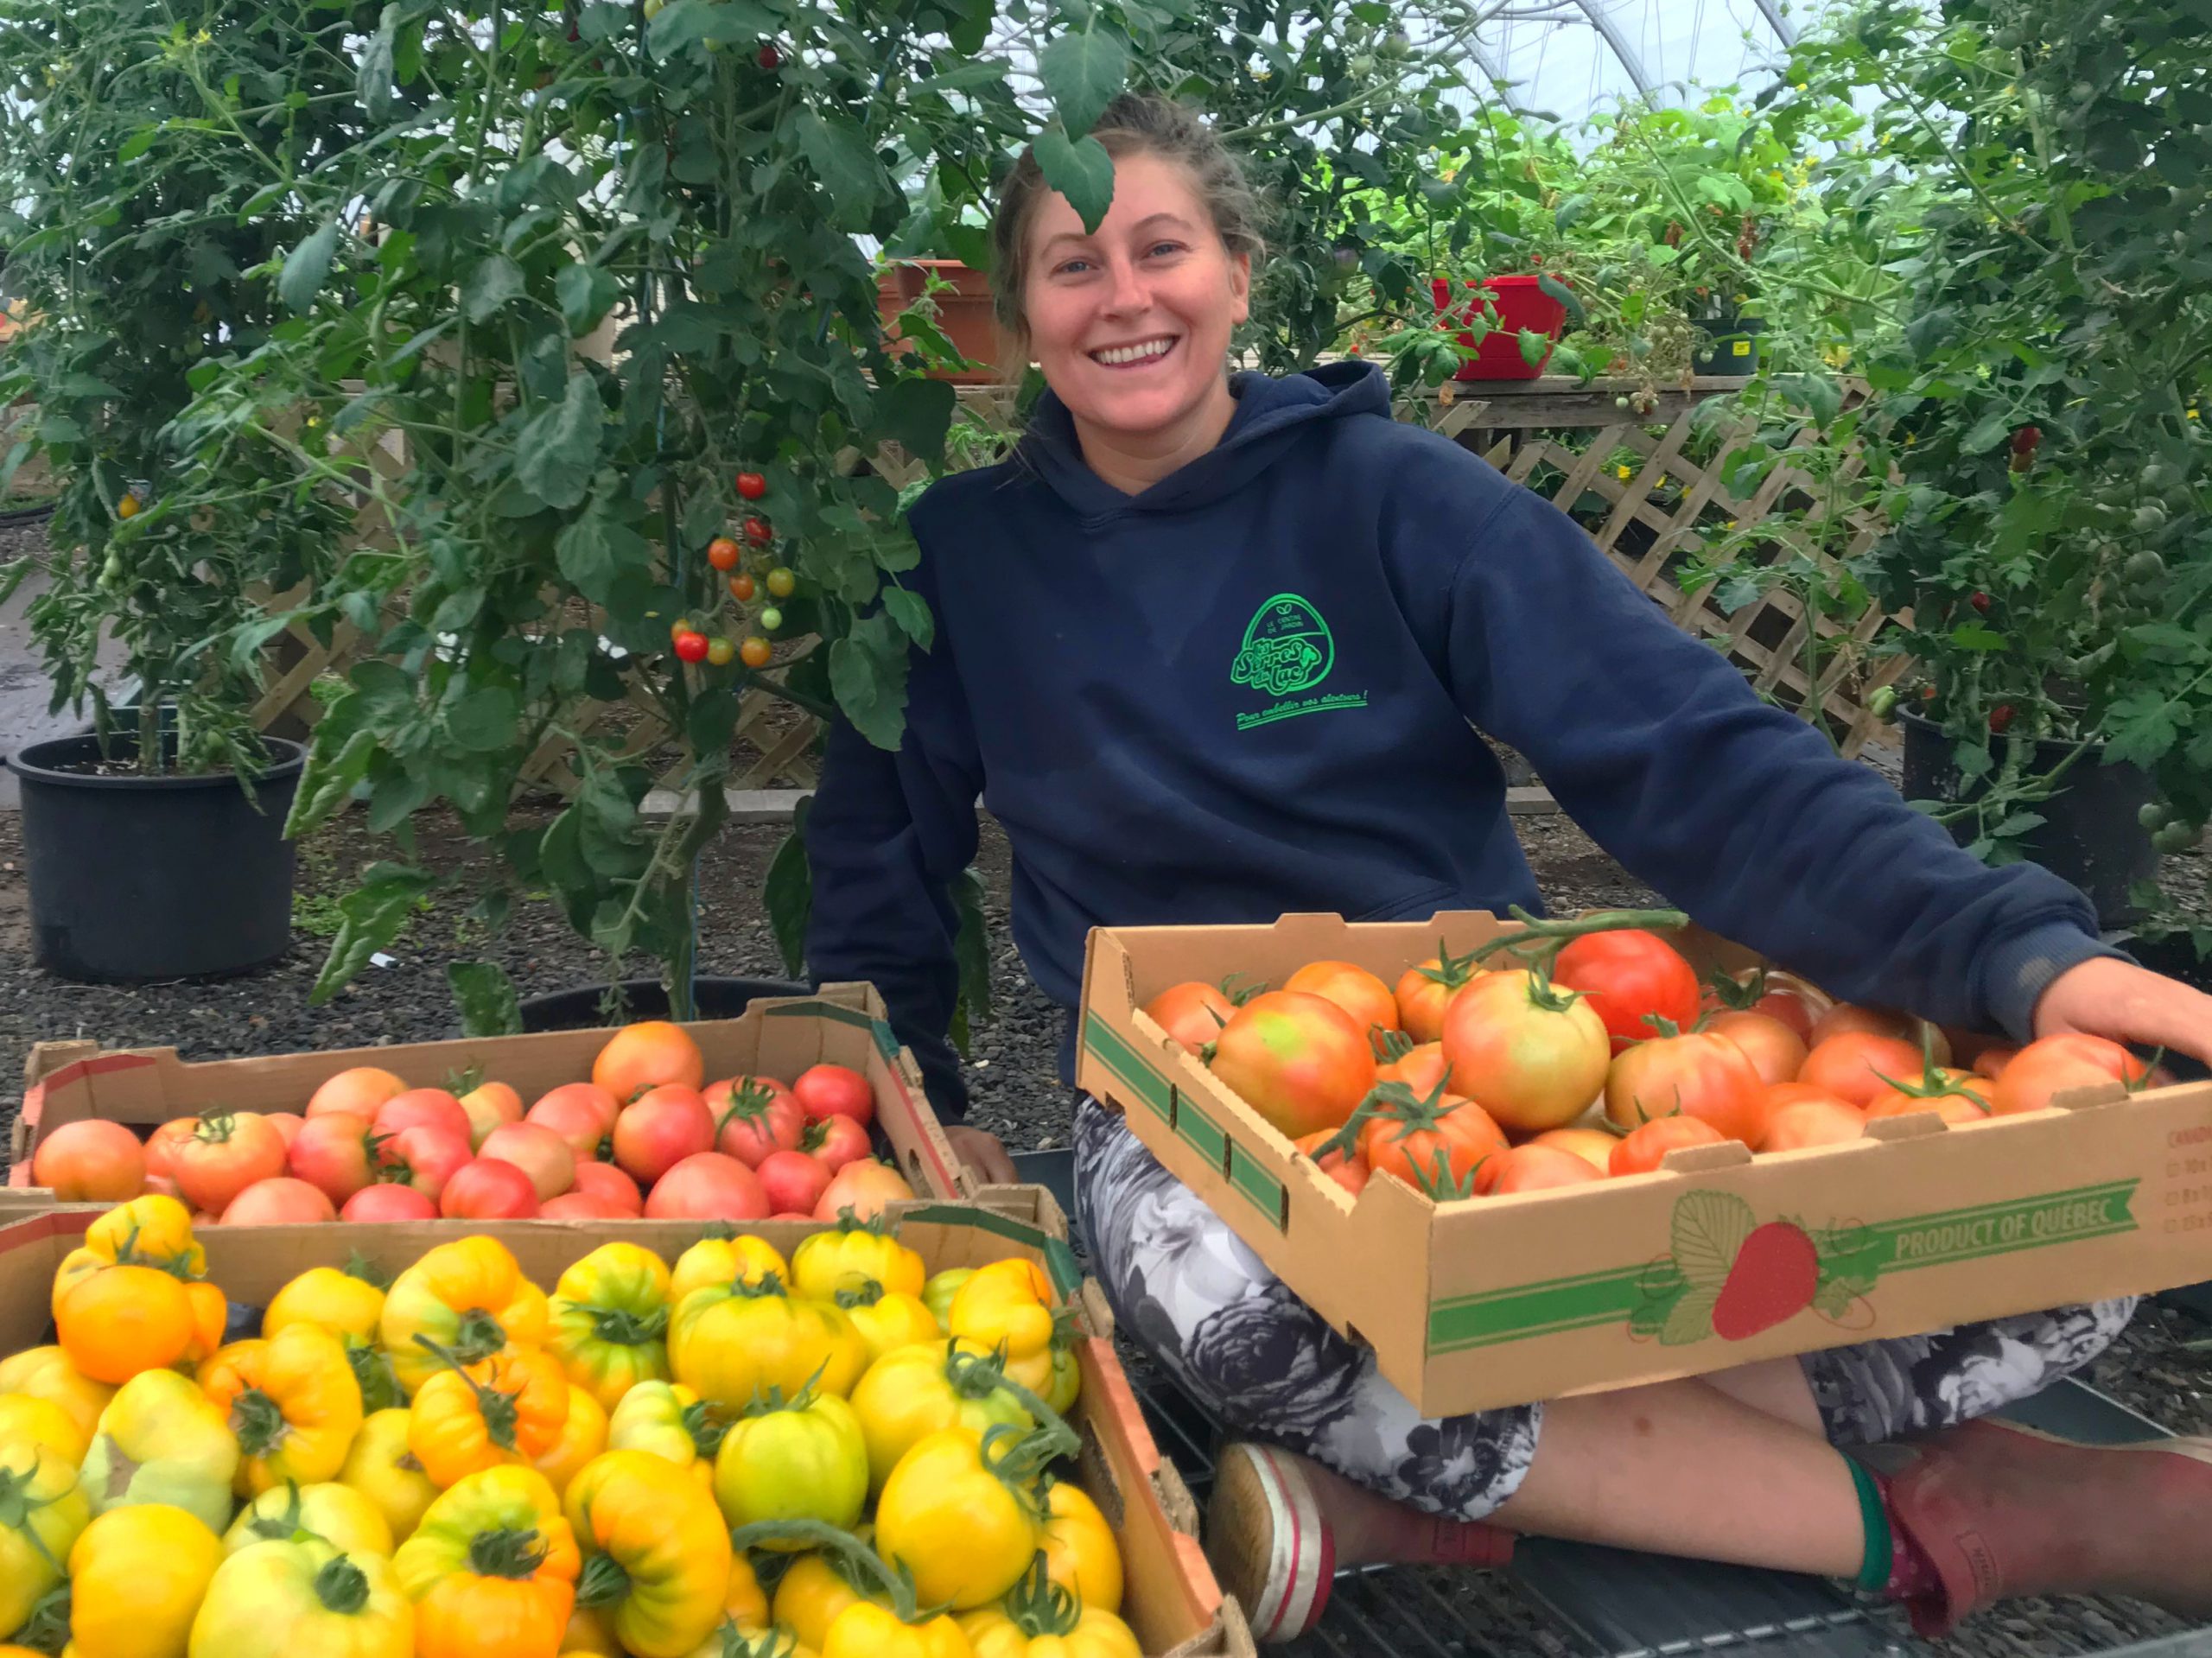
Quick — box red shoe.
[1885,1419,2212,1635]
[1205,1443,1515,1644]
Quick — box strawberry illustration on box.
[1631,1191,1883,1345]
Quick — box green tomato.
[758,606,783,632]
[714,1391,868,1540]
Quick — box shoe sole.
[1206,1443,1335,1643]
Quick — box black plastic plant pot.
[1899,708,2158,928]
[516,975,811,1032]
[1692,309,1764,377]
[3,729,305,981]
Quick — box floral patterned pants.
[1073,1098,2138,1521]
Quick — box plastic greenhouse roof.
[1461,0,1804,118]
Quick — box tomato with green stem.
[1603,1017,1770,1146]
[957,1553,1141,1658]
[673,631,709,664]
[1140,981,1237,1054]
[1548,923,1700,1054]
[712,1384,869,1542]
[1324,1077,1505,1199]
[1393,940,1488,1044]
[1607,1113,1726,1176]
[566,1449,734,1658]
[1440,965,1611,1134]
[734,472,767,501]
[765,566,796,599]
[847,1338,1039,1493]
[732,1521,969,1657]
[728,573,756,602]
[874,1417,1080,1608]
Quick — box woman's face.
[1021,150,1250,444]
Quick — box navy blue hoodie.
[802,362,2113,1120]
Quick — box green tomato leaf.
[1039,29,1128,137]
[871,376,957,471]
[278,221,340,314]
[446,686,519,752]
[359,6,397,123]
[448,961,523,1037]
[310,862,438,1005]
[516,373,605,511]
[828,612,912,750]
[463,253,527,323]
[797,111,886,232]
[881,586,935,651]
[555,262,619,337]
[285,727,378,842]
[764,797,813,979]
[555,511,653,605]
[1033,129,1116,234]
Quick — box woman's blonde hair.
[989,92,1267,358]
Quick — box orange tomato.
[1798,1032,1925,1111]
[1808,1004,1950,1065]
[1863,1082,1993,1128]
[592,1020,706,1103]
[306,1066,410,1121]
[1283,961,1401,1038]
[1607,1114,1726,1176]
[1358,1090,1507,1199]
[1141,981,1236,1053]
[1603,1028,1769,1146]
[1761,1096,1867,1151]
[56,1263,195,1383]
[1210,991,1376,1140]
[1988,1033,2152,1116]
[1375,1041,1450,1096]
[1972,1045,2018,1080]
[1393,950,1485,1045]
[1483,1145,1607,1195]
[30,1119,146,1201]
[1706,1010,1808,1088]
[1525,1126,1617,1172]
[1292,1130,1370,1196]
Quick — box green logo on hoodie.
[1230,594,1369,730]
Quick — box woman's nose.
[1102,257,1149,314]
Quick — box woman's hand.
[2033,956,2212,1066]
[944,1124,1019,1185]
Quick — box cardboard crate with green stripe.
[1077,910,2212,1418]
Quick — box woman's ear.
[1229,250,1252,326]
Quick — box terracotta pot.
[877,259,1007,385]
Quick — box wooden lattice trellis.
[228,372,1901,782]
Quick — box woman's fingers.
[2034,956,2212,1066]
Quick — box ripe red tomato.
[1799,1032,1925,1111]
[172,1114,289,1215]
[1441,970,1611,1133]
[1808,1004,1949,1066]
[792,1064,874,1129]
[30,1120,146,1202]
[221,1177,337,1225]
[144,1117,198,1179]
[1552,930,1700,1052]
[1605,1028,1770,1145]
[1283,961,1401,1037]
[594,1021,706,1102]
[1292,1130,1370,1196]
[377,1125,473,1201]
[528,1082,621,1160]
[1706,1010,1808,1088]
[735,470,767,500]
[1989,1033,2152,1116]
[372,1089,472,1144]
[305,1066,408,1121]
[440,1157,542,1219]
[804,1114,872,1173]
[753,1149,832,1216]
[645,1152,768,1221]
[1760,1095,1866,1152]
[340,1183,438,1223]
[569,1159,644,1216]
[478,1121,577,1202]
[706,537,741,571]
[541,1192,633,1220]
[706,1076,804,1166]
[612,1085,716,1185]
[673,630,709,664]
[813,1159,915,1222]
[262,1113,305,1152]
[1211,991,1377,1139]
[741,516,773,547]
[755,41,780,70]
[1607,1115,1726,1177]
[1374,1040,1450,1096]
[286,1111,380,1205]
[1393,951,1485,1045]
[1484,1145,1606,1195]
[1358,1091,1507,1198]
[1141,981,1236,1052]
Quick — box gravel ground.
[3,792,2209,1657]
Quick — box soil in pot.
[517,974,810,1032]
[4,727,305,981]
[1899,708,2158,927]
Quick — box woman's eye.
[1056,257,1093,276]
[1147,241,1184,257]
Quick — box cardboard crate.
[0,1192,1252,1658]
[10,984,982,1206]
[1079,910,2212,1419]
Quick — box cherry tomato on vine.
[674,631,709,664]
[1988,703,2016,734]
[759,607,784,632]
[1969,591,1990,613]
[742,517,774,547]
[728,573,756,602]
[671,619,693,644]
[707,537,741,571]
[740,637,772,669]
[706,637,734,666]
[735,471,767,500]
[117,492,142,519]
[757,42,781,69]
[766,566,796,599]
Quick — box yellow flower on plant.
[2190,408,2201,422]
[1617,465,1631,480]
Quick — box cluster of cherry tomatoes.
[668,469,798,671]
[1140,916,2159,1203]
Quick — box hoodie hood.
[1018,359,1391,522]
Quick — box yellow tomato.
[0,1346,115,1443]
[224,1480,394,1558]
[669,1235,790,1305]
[533,1382,610,1495]
[198,1323,365,1495]
[339,1407,440,1543]
[67,1502,225,1658]
[605,1380,721,1490]
[876,1428,1047,1610]
[772,1550,884,1651]
[947,1261,1060,1395]
[0,1432,90,1636]
[849,1340,1033,1494]
[834,1282,944,1365]
[378,1236,549,1396]
[0,1390,90,1466]
[53,1194,206,1301]
[548,1242,672,1412]
[409,1347,572,1490]
[264,1263,388,1349]
[957,1604,1140,1658]
[671,1280,867,1407]
[791,1218,925,1300]
[187,1535,413,1658]
[564,1450,733,1658]
[821,1603,971,1658]
[391,1465,581,1658]
[80,1368,241,1534]
[561,1603,625,1655]
[1039,1480,1122,1615]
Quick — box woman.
[804,94,2212,1640]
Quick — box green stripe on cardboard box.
[1083,1013,1174,1121]
[1428,1179,2139,1355]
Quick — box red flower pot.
[1431,274,1567,381]
[877,258,1007,385]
